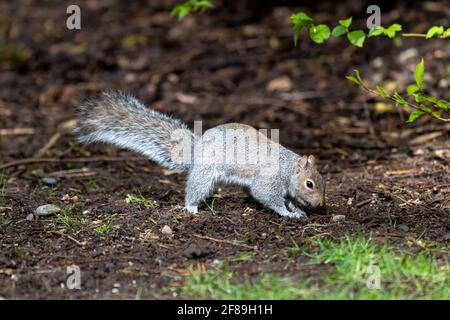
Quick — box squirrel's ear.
[307,155,317,167]
[296,156,308,173]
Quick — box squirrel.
[75,91,326,218]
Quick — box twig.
[356,198,372,208]
[50,231,84,246]
[361,83,450,122]
[33,132,63,158]
[0,128,35,136]
[47,167,97,178]
[0,156,146,170]
[193,233,257,250]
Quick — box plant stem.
[359,83,450,122]
[401,33,427,38]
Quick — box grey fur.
[75,91,326,218]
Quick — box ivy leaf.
[384,24,402,38]
[414,58,425,90]
[332,25,347,37]
[339,17,352,28]
[347,30,366,47]
[406,84,419,95]
[309,24,331,44]
[426,26,444,39]
[376,85,389,98]
[406,110,425,123]
[368,27,384,37]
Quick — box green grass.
[95,222,115,234]
[53,204,83,230]
[0,217,12,227]
[179,235,450,299]
[126,192,156,207]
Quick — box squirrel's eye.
[305,180,314,189]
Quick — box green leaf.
[384,24,402,38]
[332,25,347,37]
[393,92,408,106]
[376,85,389,98]
[346,69,364,86]
[406,85,419,95]
[415,94,425,103]
[431,111,441,119]
[436,100,450,110]
[291,12,314,26]
[423,95,438,104]
[291,12,314,46]
[347,30,366,47]
[339,17,352,28]
[419,105,432,112]
[309,24,331,44]
[368,27,384,37]
[414,58,425,89]
[171,0,213,20]
[426,26,444,39]
[406,110,425,123]
[443,28,450,38]
[171,5,191,19]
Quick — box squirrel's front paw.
[291,209,308,219]
[183,205,198,214]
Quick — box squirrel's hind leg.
[184,168,216,213]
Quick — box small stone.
[42,176,58,186]
[266,76,292,92]
[111,288,119,294]
[61,194,78,203]
[161,225,173,235]
[26,214,34,221]
[331,215,346,222]
[397,48,418,64]
[398,224,409,232]
[35,204,61,216]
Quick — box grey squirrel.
[75,91,326,218]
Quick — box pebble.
[42,176,58,186]
[26,213,34,221]
[398,224,409,232]
[331,215,346,222]
[161,225,173,235]
[35,204,61,216]
[397,48,418,64]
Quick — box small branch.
[50,231,84,246]
[193,233,257,250]
[360,84,450,122]
[0,128,35,136]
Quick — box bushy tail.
[75,91,195,172]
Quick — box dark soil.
[0,0,449,299]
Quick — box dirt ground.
[0,1,449,299]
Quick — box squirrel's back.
[76,91,195,171]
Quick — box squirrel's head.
[290,155,326,213]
